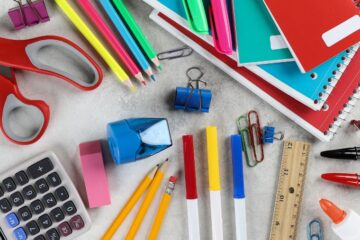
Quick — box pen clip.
[208,5,221,54]
[182,0,209,33]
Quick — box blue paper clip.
[174,67,212,112]
[263,126,284,144]
[307,219,323,240]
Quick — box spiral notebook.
[150,10,360,141]
[264,0,360,73]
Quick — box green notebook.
[233,0,293,65]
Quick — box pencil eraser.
[79,140,111,208]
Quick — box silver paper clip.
[157,46,193,60]
[307,219,323,240]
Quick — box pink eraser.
[79,140,111,208]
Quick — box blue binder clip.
[263,126,284,144]
[107,118,172,165]
[174,67,212,112]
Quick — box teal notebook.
[233,0,293,65]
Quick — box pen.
[182,0,209,34]
[182,135,201,240]
[206,126,224,240]
[322,173,360,187]
[112,0,162,70]
[99,0,156,80]
[209,0,233,54]
[76,0,146,86]
[54,0,135,91]
[231,135,247,240]
[320,147,360,160]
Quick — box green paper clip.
[237,115,257,167]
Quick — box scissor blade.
[0,65,12,79]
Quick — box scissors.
[0,35,103,145]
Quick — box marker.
[321,173,360,187]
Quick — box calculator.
[0,152,91,240]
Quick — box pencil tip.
[157,65,163,71]
[150,75,156,81]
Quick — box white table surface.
[0,1,360,239]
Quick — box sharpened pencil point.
[157,65,163,71]
[150,75,156,81]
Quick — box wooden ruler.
[269,140,311,240]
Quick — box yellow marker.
[54,0,135,91]
[101,166,158,240]
[206,126,224,240]
[125,160,169,240]
[148,176,177,240]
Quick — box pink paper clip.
[8,0,50,30]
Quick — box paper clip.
[237,115,257,167]
[263,126,284,144]
[174,67,212,112]
[157,46,193,60]
[8,0,50,30]
[307,219,323,240]
[350,120,360,130]
[248,111,264,163]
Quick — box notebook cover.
[150,10,360,141]
[232,0,293,65]
[264,0,360,73]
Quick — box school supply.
[148,176,177,239]
[350,120,360,130]
[76,0,146,86]
[125,160,169,240]
[307,219,323,240]
[182,0,208,34]
[262,126,284,144]
[8,0,50,30]
[320,199,360,240]
[149,10,360,141]
[0,36,103,145]
[269,140,310,240]
[79,141,110,208]
[182,135,201,240]
[174,67,212,112]
[321,173,360,187]
[264,0,360,72]
[0,152,91,240]
[320,147,360,160]
[107,118,172,165]
[232,0,292,65]
[157,46,193,60]
[231,135,247,240]
[112,0,162,70]
[99,0,155,80]
[101,165,159,240]
[206,126,224,240]
[54,0,135,91]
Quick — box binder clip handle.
[263,126,284,144]
[186,67,206,89]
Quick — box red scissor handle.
[0,35,103,91]
[0,74,49,145]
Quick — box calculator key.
[47,173,61,187]
[38,214,52,229]
[35,179,49,194]
[42,193,57,208]
[18,206,32,221]
[55,187,69,201]
[46,228,60,240]
[15,171,29,186]
[50,208,64,222]
[10,192,24,207]
[34,235,45,240]
[69,215,85,230]
[27,158,54,179]
[0,198,12,213]
[6,212,19,228]
[0,185,4,197]
[22,185,37,200]
[30,200,44,215]
[58,222,72,237]
[26,220,40,235]
[3,177,16,192]
[13,227,27,240]
[63,201,77,216]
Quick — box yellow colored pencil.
[101,165,159,240]
[54,0,135,91]
[125,160,169,240]
[148,176,177,240]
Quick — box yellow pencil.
[54,0,135,91]
[148,176,177,240]
[101,165,159,240]
[125,160,169,240]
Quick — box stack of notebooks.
[144,0,360,141]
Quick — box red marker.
[321,173,360,187]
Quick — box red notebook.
[151,11,360,141]
[263,0,360,73]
